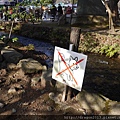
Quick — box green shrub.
[79,33,120,58]
[99,44,120,58]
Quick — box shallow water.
[0,32,54,67]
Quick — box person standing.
[0,9,3,20]
[65,5,72,23]
[50,4,57,21]
[57,4,63,20]
[66,5,72,14]
[9,7,13,21]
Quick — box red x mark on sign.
[56,51,84,85]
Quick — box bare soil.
[0,42,88,118]
[0,42,98,117]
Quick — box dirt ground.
[0,43,86,117]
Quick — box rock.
[0,103,4,108]
[0,69,7,76]
[7,63,17,70]
[22,102,30,106]
[8,69,25,82]
[101,101,120,115]
[49,92,55,100]
[8,87,17,94]
[41,68,53,87]
[47,106,54,111]
[31,76,41,86]
[13,84,23,89]
[8,72,18,82]
[12,108,16,113]
[64,106,83,115]
[49,92,62,103]
[76,90,109,112]
[13,69,25,79]
[41,68,52,80]
[1,47,23,64]
[17,58,47,74]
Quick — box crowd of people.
[0,4,73,22]
[49,4,72,22]
[0,6,13,21]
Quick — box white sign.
[52,46,87,91]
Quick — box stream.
[0,32,54,67]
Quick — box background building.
[0,0,16,6]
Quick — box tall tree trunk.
[9,21,14,39]
[102,0,115,33]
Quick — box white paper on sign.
[52,46,87,91]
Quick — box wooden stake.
[62,44,74,102]
[62,27,81,102]
[62,84,67,102]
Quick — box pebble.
[22,102,30,106]
[49,92,55,100]
[47,106,54,112]
[8,87,17,94]
[15,84,23,89]
[12,108,16,113]
[31,77,41,86]
[0,103,4,108]
[41,90,45,94]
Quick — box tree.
[40,0,55,5]
[70,0,78,4]
[77,0,119,33]
[102,0,119,33]
[102,0,114,32]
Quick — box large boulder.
[76,90,110,113]
[17,58,47,74]
[1,47,23,64]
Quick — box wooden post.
[62,44,74,102]
[62,27,81,101]
[62,84,67,102]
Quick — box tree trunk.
[9,21,14,39]
[70,27,81,52]
[103,0,115,33]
